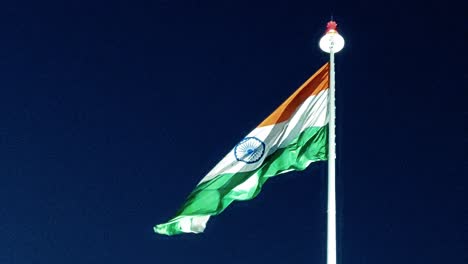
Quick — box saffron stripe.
[257,63,329,127]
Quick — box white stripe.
[178,215,210,233]
[198,89,328,184]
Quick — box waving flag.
[155,63,330,235]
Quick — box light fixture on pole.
[319,21,345,53]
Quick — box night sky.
[1,0,466,263]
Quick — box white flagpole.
[319,20,344,264]
[327,47,337,264]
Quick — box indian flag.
[155,63,330,235]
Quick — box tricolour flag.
[155,63,330,235]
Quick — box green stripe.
[155,125,328,235]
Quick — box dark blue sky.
[1,0,465,263]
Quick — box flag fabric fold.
[155,63,330,235]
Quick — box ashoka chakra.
[234,137,265,164]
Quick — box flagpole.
[327,46,337,264]
[319,20,344,264]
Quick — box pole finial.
[326,21,338,33]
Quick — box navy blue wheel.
[234,137,265,164]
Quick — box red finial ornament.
[326,21,338,33]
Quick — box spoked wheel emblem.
[234,137,265,164]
